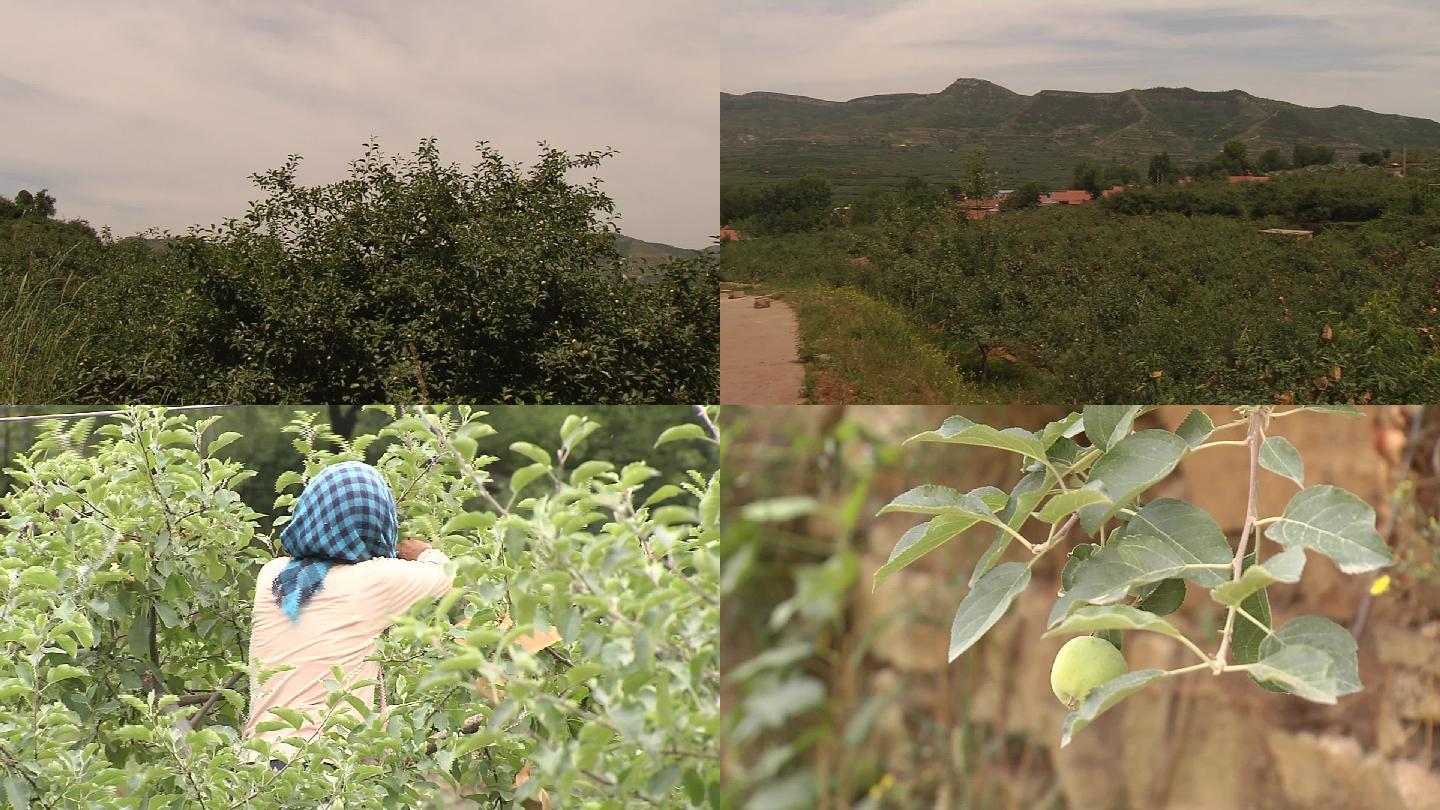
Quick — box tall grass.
[0,264,92,403]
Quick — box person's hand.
[396,538,431,561]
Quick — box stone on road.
[720,294,804,404]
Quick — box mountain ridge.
[722,78,1440,193]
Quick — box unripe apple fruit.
[1050,636,1128,709]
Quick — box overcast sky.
[2,2,717,248]
[721,0,1440,123]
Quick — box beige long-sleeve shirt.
[244,550,454,758]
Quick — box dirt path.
[719,292,805,404]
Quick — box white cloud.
[721,0,1440,121]
[2,1,717,247]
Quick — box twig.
[692,405,720,444]
[1214,407,1267,671]
[0,743,47,804]
[176,673,244,733]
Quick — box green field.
[721,169,1440,403]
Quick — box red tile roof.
[1043,190,1093,205]
[1227,175,1270,183]
[718,227,742,241]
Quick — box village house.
[957,198,1001,219]
[718,226,742,241]
[1228,174,1271,184]
[1041,189,1093,205]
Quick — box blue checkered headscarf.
[273,461,399,622]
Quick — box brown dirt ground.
[719,293,805,404]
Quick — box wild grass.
[0,267,92,403]
[782,285,1006,405]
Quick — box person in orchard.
[244,461,453,768]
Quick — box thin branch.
[0,743,47,805]
[692,405,720,444]
[1214,407,1267,672]
[176,673,244,733]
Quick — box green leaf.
[1061,543,1098,593]
[1050,499,1231,627]
[877,485,998,517]
[970,531,1010,589]
[1043,604,1183,639]
[1304,405,1363,418]
[970,470,1052,587]
[1037,413,1083,450]
[654,424,708,447]
[874,514,987,590]
[4,775,32,809]
[274,470,304,494]
[744,676,827,723]
[1175,409,1214,448]
[1211,547,1306,606]
[46,664,88,684]
[741,496,818,523]
[1259,436,1305,486]
[1082,405,1142,452]
[1133,577,1186,616]
[1247,645,1342,704]
[1264,486,1394,573]
[509,462,550,497]
[208,431,244,454]
[642,484,684,507]
[1259,615,1361,696]
[269,707,306,730]
[508,442,552,465]
[949,562,1030,661]
[441,511,494,535]
[1078,431,1188,534]
[1035,487,1111,524]
[112,725,153,742]
[1060,669,1167,747]
[18,567,58,590]
[906,415,1045,461]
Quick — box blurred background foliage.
[721,405,1440,810]
[0,405,712,535]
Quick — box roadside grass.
[779,284,1014,404]
[0,271,91,402]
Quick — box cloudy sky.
[3,2,716,248]
[722,0,1440,122]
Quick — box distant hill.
[722,78,1440,195]
[614,234,704,263]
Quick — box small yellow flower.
[1370,575,1391,596]
[869,773,896,799]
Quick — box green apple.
[1050,636,1128,709]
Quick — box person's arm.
[397,538,445,563]
[363,540,454,618]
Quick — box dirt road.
[719,293,804,404]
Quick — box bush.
[1,142,717,404]
[0,405,720,807]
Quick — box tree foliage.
[877,406,1388,746]
[735,168,1440,402]
[0,406,720,807]
[720,176,834,236]
[0,142,718,404]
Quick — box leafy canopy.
[0,405,719,807]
